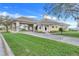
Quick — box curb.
[0,33,14,56]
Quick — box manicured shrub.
[59,28,63,34]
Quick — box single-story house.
[10,15,69,32]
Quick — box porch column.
[37,25,40,31]
[42,25,45,32]
[48,25,51,32]
[33,24,37,32]
[16,21,20,32]
[11,23,14,31]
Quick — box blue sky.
[0,3,45,18]
[0,3,77,28]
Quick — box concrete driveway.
[20,32,79,46]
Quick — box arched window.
[52,26,54,28]
[35,25,38,30]
[39,26,41,29]
[45,27,47,31]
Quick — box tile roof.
[12,16,69,26]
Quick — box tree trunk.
[61,31,62,35]
[6,26,9,32]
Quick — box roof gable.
[13,16,38,24]
[12,16,69,26]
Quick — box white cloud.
[3,6,9,9]
[26,16,37,18]
[44,15,52,19]
[0,11,23,18]
[65,21,77,28]
[12,13,22,18]
[0,11,8,16]
[52,16,57,20]
[43,15,57,20]
[0,11,37,19]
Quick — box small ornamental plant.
[59,28,63,35]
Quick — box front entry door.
[45,25,48,32]
[28,24,33,31]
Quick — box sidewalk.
[20,32,79,46]
[0,33,14,56]
[0,35,5,56]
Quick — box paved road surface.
[20,32,79,46]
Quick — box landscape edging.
[0,33,14,56]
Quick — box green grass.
[2,32,79,56]
[54,31,79,38]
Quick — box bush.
[59,28,63,34]
[69,29,78,31]
[20,29,27,31]
[49,31,59,33]
[36,31,45,33]
[0,28,3,30]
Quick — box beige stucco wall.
[37,25,68,32]
[37,25,45,32]
[11,22,69,32]
[49,25,60,31]
[37,25,61,32]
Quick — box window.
[45,27,47,30]
[52,26,54,28]
[56,26,58,28]
[35,25,38,30]
[39,26,41,29]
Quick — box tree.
[59,28,63,35]
[0,15,4,24]
[0,15,13,32]
[43,3,79,20]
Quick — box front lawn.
[2,33,79,56]
[53,31,79,38]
